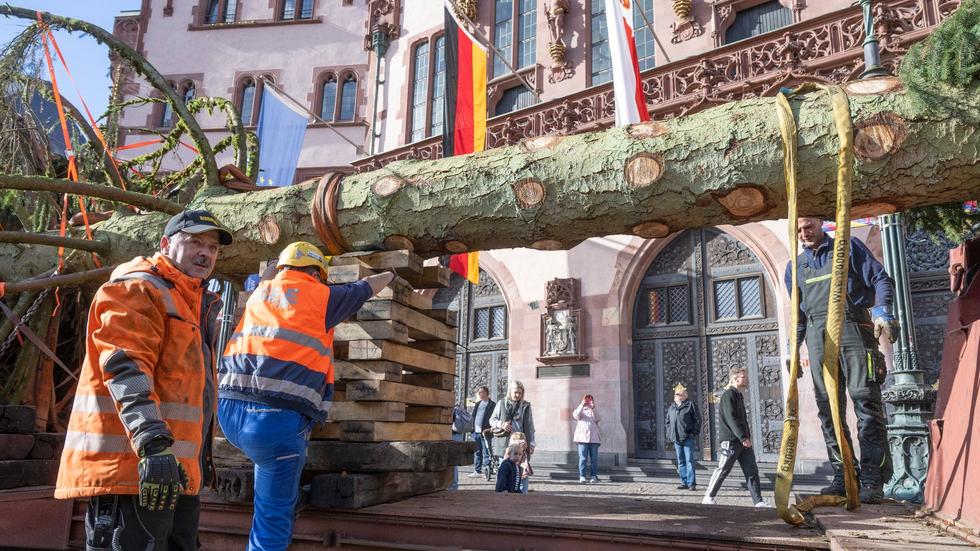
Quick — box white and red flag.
[604,0,650,125]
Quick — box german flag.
[442,1,485,284]
[443,1,487,156]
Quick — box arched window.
[206,0,220,23]
[319,75,337,121]
[430,35,446,137]
[204,0,236,24]
[338,73,357,122]
[160,81,176,127]
[407,35,446,143]
[239,78,256,125]
[409,41,430,143]
[492,0,536,78]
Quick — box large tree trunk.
[2,75,976,282]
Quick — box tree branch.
[2,265,116,294]
[0,231,109,254]
[0,174,182,214]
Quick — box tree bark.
[0,77,977,282]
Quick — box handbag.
[452,405,474,434]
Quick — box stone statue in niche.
[538,278,586,363]
[545,0,573,83]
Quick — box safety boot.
[819,475,846,496]
[859,483,884,504]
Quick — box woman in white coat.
[573,394,601,483]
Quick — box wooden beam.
[340,340,455,375]
[309,468,453,509]
[404,406,452,424]
[407,340,456,358]
[328,401,406,422]
[401,373,455,391]
[334,360,403,382]
[340,421,451,442]
[344,380,454,407]
[358,301,455,342]
[334,320,410,343]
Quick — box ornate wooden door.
[632,229,784,462]
[433,269,509,402]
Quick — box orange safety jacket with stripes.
[55,254,222,499]
[218,269,336,421]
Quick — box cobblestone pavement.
[455,468,827,508]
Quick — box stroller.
[480,428,499,482]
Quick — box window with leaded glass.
[492,0,536,79]
[646,285,690,326]
[319,75,337,121]
[159,81,176,127]
[280,0,313,21]
[712,276,764,320]
[590,0,611,85]
[181,82,195,105]
[474,305,507,340]
[338,74,357,122]
[724,0,793,44]
[239,78,257,126]
[430,36,446,137]
[633,0,655,71]
[409,41,430,142]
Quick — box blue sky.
[0,1,141,120]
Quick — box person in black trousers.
[702,367,770,507]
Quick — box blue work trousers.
[218,398,312,551]
[577,442,600,479]
[674,435,697,488]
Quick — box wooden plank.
[334,320,409,343]
[332,250,422,280]
[358,301,455,342]
[401,372,455,391]
[372,277,432,310]
[326,263,374,284]
[345,380,453,407]
[309,468,453,509]
[342,340,455,375]
[407,340,456,358]
[334,360,403,382]
[421,308,458,327]
[328,401,406,422]
[403,265,451,289]
[311,422,342,440]
[404,406,452,424]
[303,440,477,473]
[340,421,451,442]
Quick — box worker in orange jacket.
[218,242,394,551]
[56,209,233,551]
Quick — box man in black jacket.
[702,367,769,507]
[467,386,496,478]
[666,384,702,490]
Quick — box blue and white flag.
[255,85,309,187]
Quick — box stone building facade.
[113,0,959,470]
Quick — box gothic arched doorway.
[433,269,509,403]
[631,229,785,462]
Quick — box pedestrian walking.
[489,381,535,462]
[572,394,601,484]
[702,367,769,507]
[666,384,701,491]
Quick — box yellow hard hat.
[277,242,331,278]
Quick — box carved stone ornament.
[545,0,574,83]
[364,0,401,51]
[670,0,704,44]
[538,278,587,364]
[452,0,478,22]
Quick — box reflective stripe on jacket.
[56,254,220,499]
[218,269,335,421]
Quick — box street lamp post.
[859,0,936,503]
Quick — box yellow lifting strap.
[774,83,861,526]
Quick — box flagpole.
[259,76,367,155]
[633,2,672,64]
[451,8,540,101]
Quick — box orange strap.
[0,282,5,299]
[37,14,100,272]
[46,28,127,191]
[113,138,201,155]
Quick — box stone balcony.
[353,0,959,173]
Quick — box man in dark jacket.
[785,217,897,503]
[702,367,768,507]
[666,384,701,490]
[468,386,496,478]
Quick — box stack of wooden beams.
[0,405,64,489]
[214,250,476,509]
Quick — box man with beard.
[56,210,233,550]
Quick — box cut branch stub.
[258,215,281,245]
[624,153,664,188]
[512,179,547,209]
[372,175,406,197]
[854,112,908,161]
[383,235,415,251]
[627,121,669,139]
[843,77,904,96]
[714,185,770,219]
[631,221,671,239]
[444,240,468,253]
[851,201,897,218]
[521,135,563,152]
[530,239,563,250]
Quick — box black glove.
[137,446,188,511]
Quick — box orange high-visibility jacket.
[56,254,222,499]
[219,269,335,421]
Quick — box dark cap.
[163,209,233,245]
